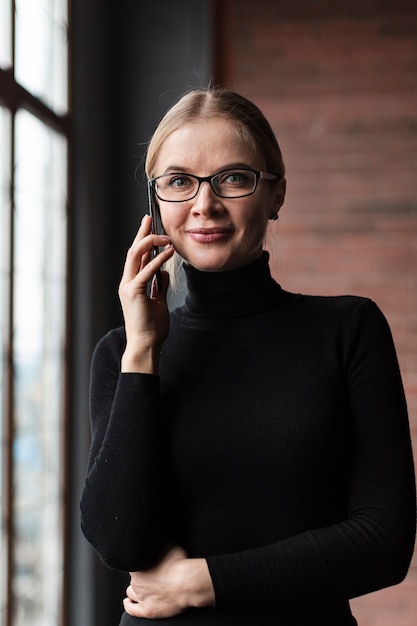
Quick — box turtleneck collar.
[182,252,284,319]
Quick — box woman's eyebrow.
[162,162,254,174]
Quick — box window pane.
[0,0,12,69]
[0,104,12,625]
[15,0,68,114]
[13,109,67,626]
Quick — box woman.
[80,88,416,625]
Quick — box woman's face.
[152,118,285,272]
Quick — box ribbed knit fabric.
[80,253,416,625]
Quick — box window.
[0,1,70,625]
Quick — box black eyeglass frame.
[148,168,280,202]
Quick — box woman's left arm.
[205,300,416,610]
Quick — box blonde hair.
[145,88,285,290]
[145,87,285,179]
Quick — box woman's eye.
[226,173,242,183]
[221,171,248,185]
[168,175,193,188]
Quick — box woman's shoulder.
[293,291,377,315]
[285,291,391,340]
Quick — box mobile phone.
[147,180,162,291]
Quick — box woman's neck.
[182,252,283,319]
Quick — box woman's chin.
[180,247,262,273]
[184,260,231,273]
[178,249,235,273]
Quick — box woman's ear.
[274,177,286,213]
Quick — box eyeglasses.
[149,168,280,202]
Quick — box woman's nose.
[190,181,225,216]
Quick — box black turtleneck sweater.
[80,253,416,626]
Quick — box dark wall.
[68,2,212,625]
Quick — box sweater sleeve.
[80,329,169,571]
[206,300,416,610]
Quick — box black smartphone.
[147,180,162,291]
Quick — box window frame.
[0,2,71,624]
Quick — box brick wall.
[214,1,417,623]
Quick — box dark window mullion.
[4,107,15,626]
[0,68,70,136]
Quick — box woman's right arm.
[80,216,175,571]
[118,214,173,376]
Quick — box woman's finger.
[125,584,139,602]
[127,245,174,291]
[120,213,165,281]
[123,596,143,617]
[139,248,151,272]
[121,234,171,284]
[150,269,170,300]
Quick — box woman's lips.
[187,228,233,243]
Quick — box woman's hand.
[123,545,215,619]
[118,215,175,374]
